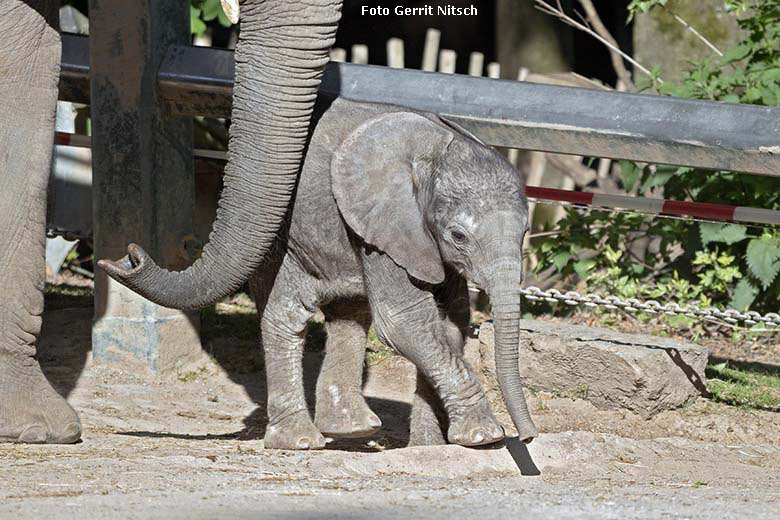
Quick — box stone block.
[467,320,709,418]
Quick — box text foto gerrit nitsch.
[361,5,479,16]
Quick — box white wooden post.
[422,28,440,72]
[387,37,405,68]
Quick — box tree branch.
[577,0,635,89]
[672,14,723,57]
[534,0,660,83]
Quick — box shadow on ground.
[196,307,414,448]
[38,288,414,449]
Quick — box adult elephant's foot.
[264,410,328,450]
[447,401,505,447]
[0,354,81,444]
[315,389,381,438]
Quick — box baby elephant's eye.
[450,229,467,243]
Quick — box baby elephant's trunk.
[487,265,538,443]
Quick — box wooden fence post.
[422,28,440,72]
[387,38,405,68]
[351,44,369,64]
[89,0,202,374]
[438,49,457,73]
[468,52,484,76]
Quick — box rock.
[467,320,709,419]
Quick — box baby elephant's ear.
[331,111,454,285]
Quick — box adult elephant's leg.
[314,301,381,438]
[0,0,81,443]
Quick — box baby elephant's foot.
[447,402,505,447]
[264,411,328,450]
[315,389,381,438]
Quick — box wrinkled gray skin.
[1,0,343,443]
[252,98,538,450]
[0,0,80,444]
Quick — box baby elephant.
[251,97,538,450]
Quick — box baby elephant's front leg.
[364,251,503,447]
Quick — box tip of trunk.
[516,421,538,444]
[98,243,146,279]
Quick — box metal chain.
[520,286,780,328]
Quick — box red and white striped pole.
[525,186,780,226]
[55,132,780,226]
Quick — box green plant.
[626,0,669,22]
[532,1,780,318]
[190,0,233,36]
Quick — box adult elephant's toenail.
[57,422,82,444]
[18,425,47,443]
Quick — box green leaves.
[574,259,596,280]
[191,0,233,36]
[730,278,760,311]
[746,235,780,289]
[699,223,748,246]
[200,0,233,27]
[552,251,572,270]
[619,160,640,191]
[626,0,668,23]
[190,5,206,35]
[721,43,752,64]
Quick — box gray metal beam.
[60,34,780,176]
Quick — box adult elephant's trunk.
[487,262,539,443]
[99,0,343,310]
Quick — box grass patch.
[178,366,208,382]
[201,296,258,342]
[44,284,93,310]
[366,326,395,365]
[706,361,780,412]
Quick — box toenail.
[18,425,47,444]
[58,422,82,444]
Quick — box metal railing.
[59,33,780,177]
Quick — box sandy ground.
[1,304,779,519]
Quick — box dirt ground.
[1,290,779,518]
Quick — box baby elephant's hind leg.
[254,262,326,450]
[315,301,382,438]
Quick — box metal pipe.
[59,33,780,177]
